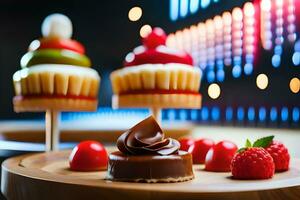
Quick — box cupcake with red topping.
[13,14,100,112]
[110,27,202,108]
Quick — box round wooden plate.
[2,151,300,200]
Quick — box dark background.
[0,0,299,122]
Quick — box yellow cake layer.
[112,93,201,109]
[13,96,98,112]
[13,64,100,98]
[110,63,202,94]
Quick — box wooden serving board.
[2,151,300,200]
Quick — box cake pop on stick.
[13,14,101,151]
[111,27,202,124]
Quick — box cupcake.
[106,116,194,183]
[13,14,100,112]
[110,27,202,108]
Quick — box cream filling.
[13,64,100,82]
[111,63,202,94]
[118,63,202,75]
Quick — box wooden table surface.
[0,121,299,200]
[2,150,300,200]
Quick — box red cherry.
[188,138,215,164]
[142,27,167,49]
[69,140,108,171]
[178,137,195,151]
[205,140,238,172]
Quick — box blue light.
[190,109,198,120]
[201,0,210,8]
[216,60,223,68]
[189,0,199,13]
[207,70,215,83]
[292,52,300,66]
[281,107,289,122]
[237,107,244,121]
[207,60,215,67]
[170,0,179,21]
[179,109,188,120]
[211,107,220,121]
[292,107,300,122]
[232,65,242,78]
[199,62,207,70]
[244,63,253,75]
[258,107,266,122]
[180,0,189,18]
[294,40,300,52]
[233,56,242,65]
[167,109,176,120]
[226,107,233,121]
[247,107,255,121]
[274,45,283,55]
[216,69,225,82]
[245,54,254,63]
[270,107,278,122]
[272,54,281,68]
[201,107,209,121]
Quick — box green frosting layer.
[20,49,91,68]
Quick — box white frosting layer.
[118,63,202,76]
[13,64,100,81]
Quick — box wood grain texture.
[2,151,300,200]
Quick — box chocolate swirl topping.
[117,116,180,156]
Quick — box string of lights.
[61,106,300,126]
[166,0,299,100]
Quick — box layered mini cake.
[106,116,194,183]
[110,27,202,108]
[13,14,100,112]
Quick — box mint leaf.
[245,139,252,148]
[237,147,247,153]
[253,135,274,148]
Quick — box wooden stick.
[150,108,162,125]
[45,110,60,152]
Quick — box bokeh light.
[232,7,243,21]
[140,24,152,38]
[289,77,300,93]
[256,74,269,90]
[128,7,142,22]
[261,0,271,11]
[244,2,255,17]
[208,83,221,99]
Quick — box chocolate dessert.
[106,116,194,183]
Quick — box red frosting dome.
[124,27,194,67]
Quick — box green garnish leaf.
[237,147,247,153]
[245,139,252,148]
[253,135,274,148]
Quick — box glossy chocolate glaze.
[108,116,194,183]
[117,116,180,156]
[107,150,194,182]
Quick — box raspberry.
[265,141,290,172]
[231,147,275,179]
